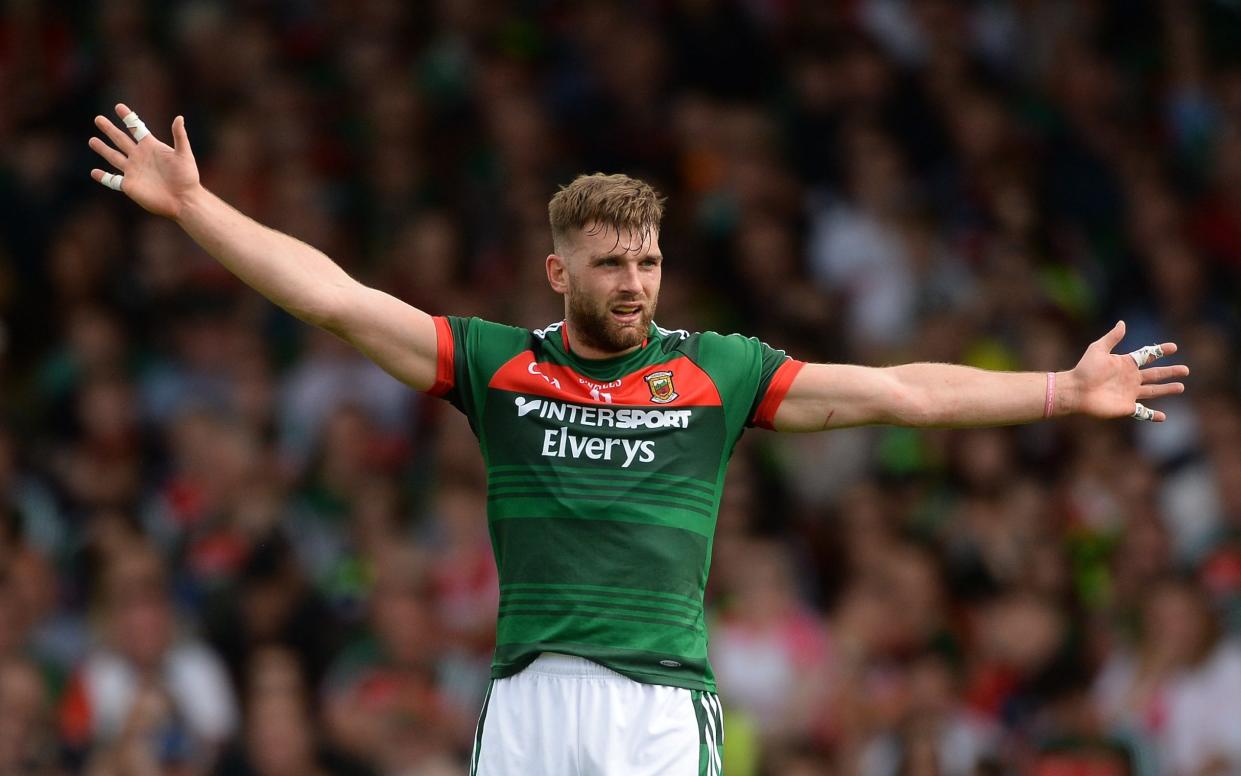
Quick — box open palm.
[1070,321,1188,422]
[88,103,199,219]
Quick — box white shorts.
[469,652,724,776]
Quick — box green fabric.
[439,317,794,692]
[692,690,710,776]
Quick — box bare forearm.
[777,324,1184,432]
[889,363,1074,427]
[174,185,354,327]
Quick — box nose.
[618,262,643,295]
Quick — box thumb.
[171,115,192,155]
[1095,320,1125,351]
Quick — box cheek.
[573,274,609,301]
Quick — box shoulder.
[673,328,781,362]
[650,325,738,353]
[448,315,533,341]
[445,316,539,357]
[652,323,691,343]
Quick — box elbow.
[885,378,936,427]
[304,304,341,332]
[290,303,337,332]
[297,282,354,332]
[898,396,936,427]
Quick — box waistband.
[523,652,630,679]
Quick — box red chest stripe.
[488,352,723,407]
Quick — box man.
[88,105,1188,775]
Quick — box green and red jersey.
[428,316,804,692]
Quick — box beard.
[566,288,657,355]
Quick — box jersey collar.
[559,320,650,356]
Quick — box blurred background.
[1,0,1240,774]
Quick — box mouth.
[610,304,643,325]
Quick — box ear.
[546,253,569,295]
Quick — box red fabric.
[57,671,92,745]
[488,352,723,406]
[428,316,455,397]
[751,359,806,429]
[1202,547,1241,594]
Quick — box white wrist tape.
[123,112,150,142]
[100,172,124,191]
[1128,344,1164,368]
[1132,402,1156,421]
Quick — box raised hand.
[1066,321,1189,422]
[88,103,199,219]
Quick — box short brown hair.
[548,173,666,253]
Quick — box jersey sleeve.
[748,343,806,429]
[428,315,532,425]
[694,332,806,435]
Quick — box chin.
[610,321,648,347]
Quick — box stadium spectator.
[212,646,373,776]
[0,656,61,776]
[322,544,469,771]
[58,542,236,771]
[0,0,1235,771]
[1094,577,1241,775]
[710,539,829,741]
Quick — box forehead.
[571,221,661,258]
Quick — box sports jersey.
[428,316,805,692]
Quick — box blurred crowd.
[1,0,1240,774]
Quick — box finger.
[1128,344,1166,368]
[171,115,191,155]
[88,137,128,170]
[1140,364,1191,383]
[1097,320,1126,351]
[91,169,123,191]
[1138,382,1185,400]
[1131,342,1178,365]
[1153,410,1166,422]
[95,114,135,152]
[114,103,151,142]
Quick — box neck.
[563,320,644,360]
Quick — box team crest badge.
[644,371,678,404]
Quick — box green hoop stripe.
[487,475,718,509]
[500,592,701,622]
[487,489,714,519]
[497,604,702,631]
[500,581,702,608]
[488,464,717,496]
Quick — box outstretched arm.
[88,104,438,391]
[772,321,1189,431]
